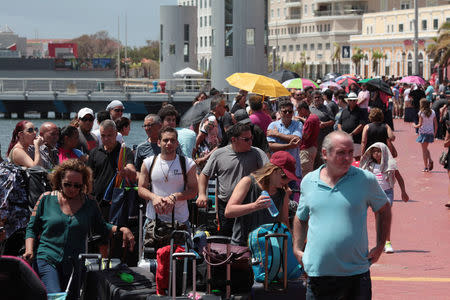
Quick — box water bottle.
[261,190,279,217]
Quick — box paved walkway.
[368,119,450,299]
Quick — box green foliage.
[351,47,365,74]
[427,21,450,67]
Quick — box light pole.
[402,51,406,77]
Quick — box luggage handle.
[206,235,231,243]
[264,233,288,292]
[172,252,197,300]
[205,236,232,298]
[78,253,102,271]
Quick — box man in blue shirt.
[293,131,391,299]
[267,99,303,199]
[425,81,435,103]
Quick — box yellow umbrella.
[226,72,291,97]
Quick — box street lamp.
[402,51,406,77]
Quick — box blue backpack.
[248,222,303,283]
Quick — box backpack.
[248,222,303,283]
[25,166,51,209]
[0,162,30,240]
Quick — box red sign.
[48,43,78,58]
[403,39,425,46]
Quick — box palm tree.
[332,42,341,73]
[427,21,450,71]
[371,50,386,76]
[351,47,365,76]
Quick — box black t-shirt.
[339,106,367,144]
[87,142,134,202]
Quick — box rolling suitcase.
[148,252,220,300]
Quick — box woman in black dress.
[361,107,397,157]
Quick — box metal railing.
[0,78,212,94]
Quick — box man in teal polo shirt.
[293,131,391,299]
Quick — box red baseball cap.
[270,151,298,181]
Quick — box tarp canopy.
[173,67,203,78]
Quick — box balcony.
[314,8,365,17]
[286,0,301,8]
[287,14,302,20]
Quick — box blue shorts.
[416,133,434,143]
[384,188,394,206]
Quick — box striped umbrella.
[319,81,343,90]
[337,78,360,93]
[282,78,319,90]
[335,74,357,82]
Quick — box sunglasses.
[81,117,94,122]
[113,108,124,112]
[142,123,159,128]
[281,110,293,114]
[24,127,38,134]
[238,137,252,142]
[63,182,83,189]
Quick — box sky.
[0,0,178,47]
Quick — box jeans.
[34,258,80,299]
[306,271,372,300]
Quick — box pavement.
[367,119,450,299]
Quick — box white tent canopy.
[173,67,203,78]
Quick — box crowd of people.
[0,75,449,298]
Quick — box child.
[414,98,438,172]
[360,142,409,253]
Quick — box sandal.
[428,160,434,171]
[422,168,429,172]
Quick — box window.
[184,24,189,41]
[303,44,308,50]
[318,43,322,50]
[246,28,255,45]
[304,5,307,16]
[277,8,280,17]
[184,43,189,62]
[204,16,207,26]
[169,44,175,54]
[422,20,427,30]
[209,16,211,26]
[200,0,202,8]
[433,19,438,30]
[200,37,203,47]
[400,1,410,9]
[271,9,274,18]
[328,24,331,31]
[399,24,404,32]
[282,45,287,52]
[325,43,330,50]
[209,35,212,47]
[200,17,203,27]
[289,45,293,51]
[204,0,207,8]
[310,44,315,50]
[296,44,300,51]
[225,0,233,56]
[387,25,390,33]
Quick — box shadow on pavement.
[393,250,430,253]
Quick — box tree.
[427,21,450,70]
[331,42,341,73]
[71,31,119,58]
[351,47,365,76]
[371,50,386,76]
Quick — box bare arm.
[444,130,450,148]
[337,123,343,131]
[172,166,198,201]
[225,177,270,218]
[414,116,423,129]
[267,127,298,143]
[12,137,44,167]
[268,140,300,152]
[394,170,409,202]
[278,187,291,230]
[386,139,398,158]
[368,202,391,264]
[433,116,438,137]
[351,124,364,136]
[386,124,396,141]
[361,125,369,155]
[196,172,209,208]
[292,217,308,267]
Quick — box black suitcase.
[148,252,220,300]
[84,264,156,299]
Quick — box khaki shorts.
[300,146,317,176]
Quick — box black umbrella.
[366,79,393,96]
[267,69,300,83]
[179,98,211,128]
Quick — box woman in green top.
[24,159,135,297]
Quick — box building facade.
[211,0,269,90]
[350,4,450,79]
[268,0,449,80]
[160,5,198,79]
[0,25,26,57]
[178,0,213,74]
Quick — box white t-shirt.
[403,88,411,102]
[372,163,391,191]
[418,110,436,135]
[143,154,195,223]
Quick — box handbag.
[439,150,448,166]
[143,211,187,249]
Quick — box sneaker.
[384,241,394,253]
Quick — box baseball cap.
[78,107,94,119]
[106,100,124,111]
[234,109,251,124]
[270,151,298,181]
[345,92,358,101]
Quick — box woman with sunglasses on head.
[7,120,44,167]
[225,151,298,246]
[24,159,135,298]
